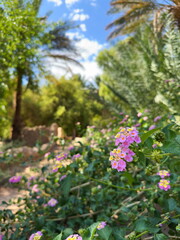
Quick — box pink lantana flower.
[9,176,22,183]
[124,154,133,162]
[134,136,141,143]
[111,161,119,169]
[31,184,40,193]
[72,154,81,160]
[149,125,156,130]
[154,116,162,122]
[119,135,126,143]
[56,153,68,161]
[117,160,126,172]
[29,231,43,240]
[157,170,170,178]
[65,234,82,240]
[60,175,67,181]
[44,152,50,158]
[97,221,107,230]
[158,179,171,191]
[47,198,58,207]
[0,235,4,240]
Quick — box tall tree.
[106,0,180,39]
[0,0,80,140]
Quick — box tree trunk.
[12,67,23,141]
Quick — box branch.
[47,210,102,222]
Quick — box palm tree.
[9,0,81,140]
[106,0,180,39]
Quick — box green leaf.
[168,198,177,211]
[162,136,180,155]
[82,222,99,240]
[135,219,147,232]
[89,222,99,239]
[135,218,159,233]
[122,172,134,186]
[154,233,168,240]
[98,226,112,240]
[112,227,126,240]
[141,127,161,144]
[63,228,73,238]
[61,175,72,197]
[53,232,62,240]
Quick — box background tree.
[0,0,80,140]
[107,0,180,39]
[21,75,105,136]
[97,21,180,115]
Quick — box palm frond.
[45,54,83,68]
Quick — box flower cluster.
[60,175,67,181]
[68,146,74,151]
[56,153,68,161]
[9,176,22,183]
[97,221,106,230]
[157,170,170,178]
[44,152,51,158]
[52,162,63,173]
[29,231,43,240]
[65,234,82,240]
[31,184,40,193]
[47,198,58,207]
[157,170,171,191]
[72,153,81,160]
[109,127,141,172]
[0,235,4,240]
[158,179,171,191]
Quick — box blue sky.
[39,0,115,81]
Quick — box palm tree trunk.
[12,67,23,141]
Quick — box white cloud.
[79,24,87,32]
[65,0,80,7]
[69,9,90,22]
[66,31,84,40]
[47,0,62,6]
[75,38,104,60]
[45,59,102,82]
[90,0,97,7]
[72,13,89,21]
[44,35,105,82]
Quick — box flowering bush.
[0,114,179,239]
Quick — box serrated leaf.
[98,226,112,240]
[135,219,147,232]
[53,232,62,240]
[63,228,73,238]
[162,138,180,155]
[141,128,161,144]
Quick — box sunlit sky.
[39,0,115,81]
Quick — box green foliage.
[21,75,105,136]
[97,21,180,116]
[0,0,80,139]
[0,115,179,239]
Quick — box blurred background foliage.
[21,74,106,136]
[97,17,180,117]
[0,0,179,140]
